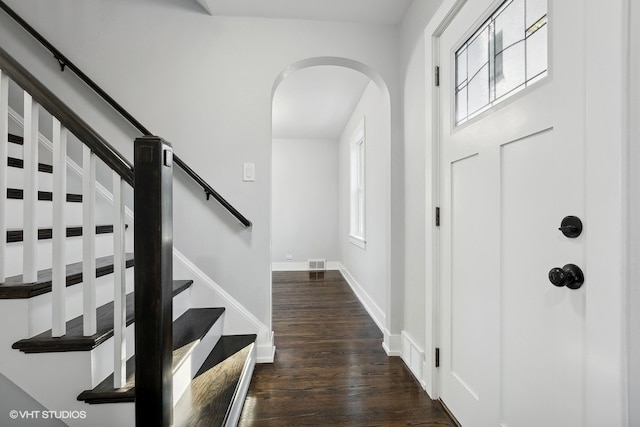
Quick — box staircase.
[0,44,256,426]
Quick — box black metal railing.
[0,0,252,227]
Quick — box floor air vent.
[308,259,326,271]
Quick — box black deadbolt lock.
[548,264,584,290]
[559,216,583,238]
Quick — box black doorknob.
[548,264,584,289]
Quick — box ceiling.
[196,0,414,25]
[195,0,412,140]
[272,66,371,140]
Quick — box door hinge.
[435,66,440,87]
[435,348,440,368]
[435,207,440,227]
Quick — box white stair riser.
[4,198,126,229]
[91,322,136,388]
[88,288,202,388]
[172,312,224,404]
[7,141,21,159]
[69,403,134,427]
[26,268,134,337]
[4,348,135,427]
[4,149,128,230]
[3,233,117,278]
[4,199,83,228]
[6,166,54,192]
[12,351,125,427]
[173,286,191,322]
[6,280,190,392]
[0,301,135,427]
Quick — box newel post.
[134,136,173,426]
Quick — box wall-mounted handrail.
[0,46,134,185]
[0,0,252,227]
[173,156,252,227]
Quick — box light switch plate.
[243,163,255,182]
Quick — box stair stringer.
[0,300,135,427]
[173,248,275,363]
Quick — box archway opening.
[270,58,392,342]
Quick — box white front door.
[438,0,588,425]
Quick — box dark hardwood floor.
[238,270,456,426]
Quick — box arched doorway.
[270,57,396,352]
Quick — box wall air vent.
[308,259,326,271]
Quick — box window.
[455,0,548,125]
[349,119,366,249]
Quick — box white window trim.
[349,118,366,250]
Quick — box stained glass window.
[455,0,547,125]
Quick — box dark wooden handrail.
[0,46,134,185]
[0,0,252,227]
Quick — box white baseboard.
[383,331,402,356]
[272,261,341,271]
[338,264,386,335]
[401,331,426,388]
[173,249,276,363]
[256,331,275,363]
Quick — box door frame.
[423,0,466,399]
[423,0,631,424]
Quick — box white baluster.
[22,93,38,284]
[82,145,97,335]
[113,172,126,388]
[52,119,67,337]
[0,70,8,283]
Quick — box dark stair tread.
[77,307,225,404]
[8,134,23,145]
[0,253,135,299]
[6,225,122,243]
[7,188,82,202]
[174,335,257,427]
[7,157,53,174]
[195,335,257,376]
[12,280,194,353]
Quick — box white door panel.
[501,130,556,427]
[438,0,587,425]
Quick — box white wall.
[271,138,339,268]
[0,0,402,333]
[338,81,389,333]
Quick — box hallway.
[238,270,455,426]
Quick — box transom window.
[455,0,548,125]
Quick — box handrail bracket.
[54,56,66,72]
